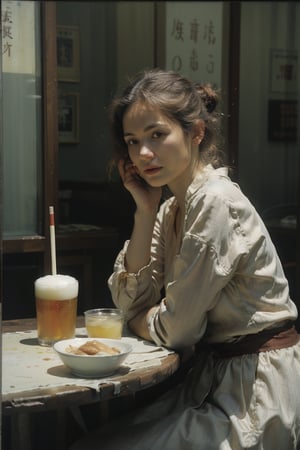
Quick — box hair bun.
[195,83,218,113]
[203,96,217,114]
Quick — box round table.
[2,317,181,450]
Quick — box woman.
[71,69,300,449]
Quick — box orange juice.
[86,318,123,338]
[84,309,123,339]
[35,274,78,346]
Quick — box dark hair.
[108,68,225,172]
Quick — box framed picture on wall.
[57,26,80,82]
[58,93,79,143]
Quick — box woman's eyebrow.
[124,122,165,137]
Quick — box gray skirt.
[70,342,300,450]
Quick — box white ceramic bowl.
[54,337,132,378]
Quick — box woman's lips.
[144,166,162,175]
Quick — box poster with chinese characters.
[165,2,223,88]
[270,49,298,94]
[2,0,36,74]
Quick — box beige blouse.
[108,165,297,350]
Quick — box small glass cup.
[35,274,79,346]
[84,308,124,339]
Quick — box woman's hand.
[118,159,162,213]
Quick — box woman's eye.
[152,131,163,139]
[126,138,137,146]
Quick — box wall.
[57,1,117,182]
[58,1,299,209]
[57,1,155,183]
[116,2,154,88]
[238,2,299,212]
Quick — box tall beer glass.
[35,274,78,346]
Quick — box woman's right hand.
[118,159,162,214]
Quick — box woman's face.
[122,101,199,190]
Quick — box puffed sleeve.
[107,201,170,322]
[148,192,250,350]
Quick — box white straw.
[49,206,57,275]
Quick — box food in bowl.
[54,337,132,378]
[66,339,120,356]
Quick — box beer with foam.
[35,274,78,346]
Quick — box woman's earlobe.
[193,136,201,145]
[192,120,205,144]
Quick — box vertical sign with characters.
[165,2,223,88]
[2,0,36,74]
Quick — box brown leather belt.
[206,322,300,358]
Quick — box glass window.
[2,0,42,237]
